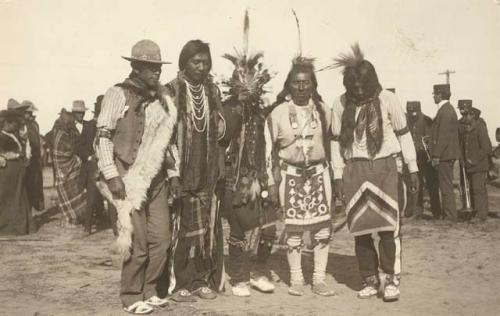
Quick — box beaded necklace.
[185,80,208,133]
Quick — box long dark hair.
[339,60,383,158]
[178,39,212,72]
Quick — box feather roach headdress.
[221,10,272,103]
[274,10,321,105]
[333,42,365,70]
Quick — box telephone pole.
[438,69,456,84]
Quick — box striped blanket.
[52,119,87,225]
[344,157,400,236]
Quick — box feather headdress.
[221,10,272,102]
[290,9,315,69]
[315,42,365,73]
[333,42,365,70]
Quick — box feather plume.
[221,11,274,104]
[292,55,315,69]
[222,53,239,67]
[243,9,250,58]
[292,9,302,57]
[333,42,365,69]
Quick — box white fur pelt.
[97,94,177,261]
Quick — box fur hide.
[97,93,177,261]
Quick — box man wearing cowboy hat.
[22,100,45,212]
[71,100,88,134]
[6,99,31,163]
[95,39,178,314]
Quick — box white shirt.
[331,90,418,179]
[75,121,83,134]
[437,100,448,110]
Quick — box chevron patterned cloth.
[344,156,399,236]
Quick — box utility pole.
[438,69,456,84]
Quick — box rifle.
[421,136,432,162]
[459,161,474,216]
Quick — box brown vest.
[112,88,146,167]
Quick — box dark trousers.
[355,231,401,279]
[437,161,457,221]
[468,171,489,219]
[227,206,276,284]
[26,160,44,211]
[81,160,106,232]
[405,159,441,217]
[120,175,171,307]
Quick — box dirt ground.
[1,168,500,316]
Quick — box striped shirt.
[95,86,180,180]
[331,90,418,179]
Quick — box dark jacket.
[77,120,97,162]
[463,119,492,173]
[407,112,433,160]
[431,102,460,161]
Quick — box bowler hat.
[433,84,450,95]
[457,99,472,110]
[72,100,88,112]
[7,98,29,111]
[122,40,171,64]
[406,101,421,112]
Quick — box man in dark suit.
[405,101,441,218]
[431,84,460,222]
[77,97,105,234]
[462,107,492,222]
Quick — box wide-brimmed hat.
[0,108,23,121]
[22,100,38,112]
[72,100,88,112]
[457,99,472,110]
[122,40,171,64]
[6,98,29,111]
[406,101,421,112]
[433,84,450,95]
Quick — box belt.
[347,154,398,163]
[280,161,329,177]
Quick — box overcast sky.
[1,0,499,141]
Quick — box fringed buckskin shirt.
[331,90,418,179]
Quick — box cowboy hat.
[6,98,29,111]
[22,100,38,112]
[72,100,88,112]
[122,39,171,64]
